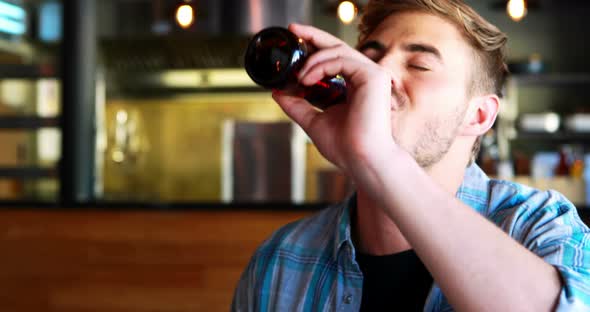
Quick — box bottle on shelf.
[244,27,347,110]
[554,145,572,176]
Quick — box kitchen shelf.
[0,167,56,179]
[0,64,58,79]
[497,73,590,160]
[0,116,60,129]
[511,73,590,86]
[514,131,590,142]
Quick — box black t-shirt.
[356,249,433,311]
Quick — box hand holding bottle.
[271,24,405,188]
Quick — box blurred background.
[1,0,590,311]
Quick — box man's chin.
[410,148,447,170]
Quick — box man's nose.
[376,56,403,89]
[374,56,407,111]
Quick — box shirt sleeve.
[500,190,590,311]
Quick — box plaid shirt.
[232,165,590,311]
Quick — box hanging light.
[176,3,195,29]
[507,0,527,22]
[337,1,358,25]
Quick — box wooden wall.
[0,209,310,312]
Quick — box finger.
[288,23,343,49]
[299,56,383,87]
[272,91,320,132]
[298,44,370,80]
[299,57,392,116]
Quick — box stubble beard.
[392,100,467,169]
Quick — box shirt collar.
[333,163,491,259]
[333,194,356,260]
[456,163,491,215]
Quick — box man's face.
[359,11,475,168]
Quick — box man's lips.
[391,97,399,111]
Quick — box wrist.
[349,144,416,197]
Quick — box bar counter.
[0,204,588,311]
[0,205,313,311]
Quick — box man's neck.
[353,152,469,256]
[354,190,412,255]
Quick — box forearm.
[364,151,562,311]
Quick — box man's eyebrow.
[403,43,443,62]
[357,40,386,52]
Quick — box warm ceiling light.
[337,1,357,25]
[176,4,194,29]
[507,0,527,22]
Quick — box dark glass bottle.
[244,27,347,110]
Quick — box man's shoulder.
[485,178,583,237]
[253,203,344,261]
[461,164,576,216]
[487,177,575,212]
[461,164,574,214]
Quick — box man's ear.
[460,94,500,136]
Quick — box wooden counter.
[0,207,587,312]
[0,209,310,312]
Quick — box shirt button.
[343,294,353,304]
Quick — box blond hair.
[358,0,508,164]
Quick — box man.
[233,0,590,311]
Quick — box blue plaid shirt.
[232,165,590,311]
